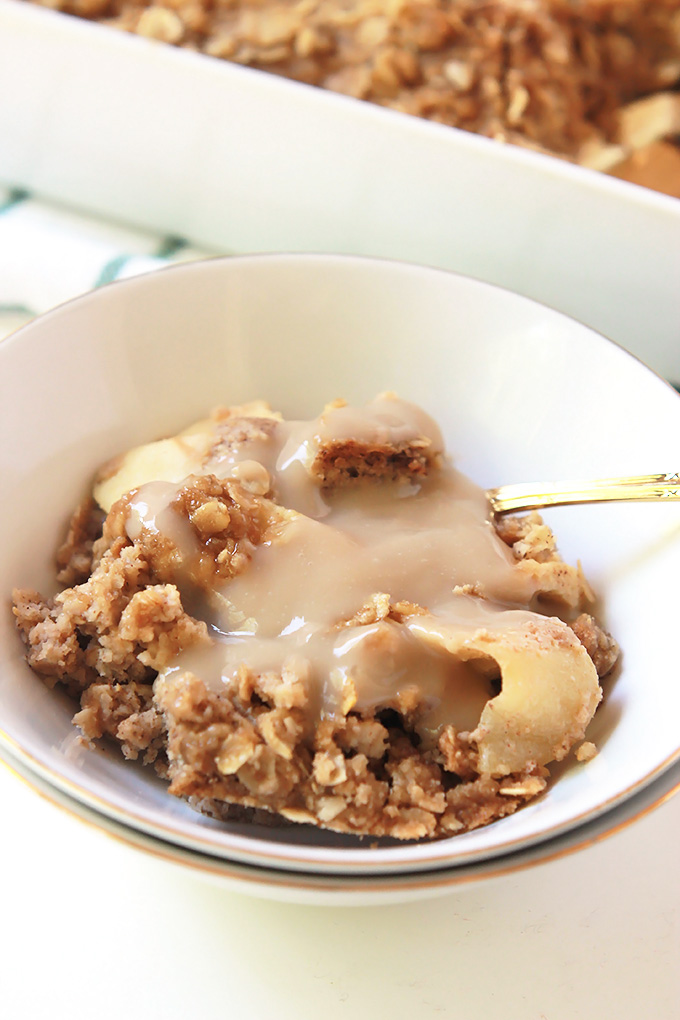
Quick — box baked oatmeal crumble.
[23,0,680,170]
[13,396,617,841]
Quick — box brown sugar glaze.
[14,393,617,839]
[125,395,549,738]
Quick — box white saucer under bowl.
[3,745,679,906]
[1,255,678,876]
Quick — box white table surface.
[2,756,678,1019]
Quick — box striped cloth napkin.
[0,186,215,342]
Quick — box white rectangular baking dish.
[0,0,678,379]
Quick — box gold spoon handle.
[488,473,680,515]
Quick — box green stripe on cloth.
[155,235,187,259]
[0,189,29,216]
[94,254,133,288]
[0,302,35,316]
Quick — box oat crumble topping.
[13,395,618,841]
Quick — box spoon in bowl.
[488,472,680,515]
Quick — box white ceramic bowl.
[1,254,679,877]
